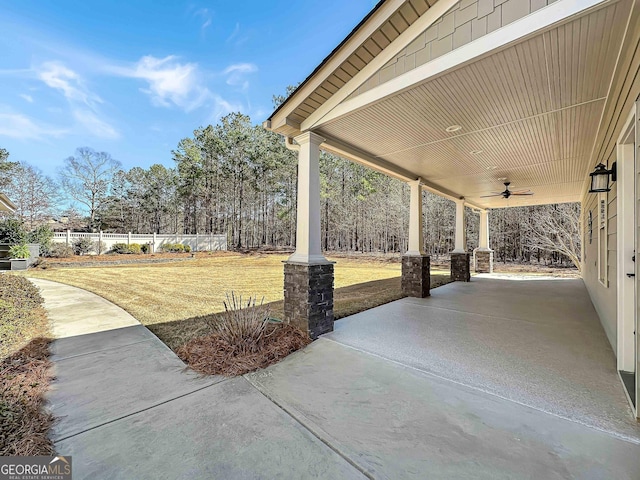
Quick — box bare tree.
[6,162,59,229]
[59,147,121,231]
[525,203,581,271]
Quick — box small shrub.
[27,225,53,256]
[141,244,149,254]
[128,243,142,254]
[184,245,192,253]
[94,240,107,255]
[47,243,74,258]
[8,244,30,259]
[207,293,271,355]
[110,243,130,254]
[72,237,94,255]
[161,243,185,253]
[110,242,141,254]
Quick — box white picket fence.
[52,231,227,252]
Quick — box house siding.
[581,1,640,355]
[582,161,617,351]
[349,0,556,99]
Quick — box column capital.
[294,131,325,147]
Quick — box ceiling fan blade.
[511,192,534,196]
[480,194,503,198]
[511,189,531,194]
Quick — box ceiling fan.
[481,182,534,199]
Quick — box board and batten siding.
[580,0,640,354]
[583,169,617,351]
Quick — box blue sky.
[0,1,376,176]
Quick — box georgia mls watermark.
[0,456,72,480]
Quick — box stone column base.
[284,262,334,340]
[402,254,430,298]
[474,249,494,273]
[450,252,471,282]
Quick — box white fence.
[52,231,227,252]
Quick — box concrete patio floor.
[34,277,640,479]
[323,277,640,441]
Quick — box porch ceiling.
[314,0,632,208]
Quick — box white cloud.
[223,63,257,92]
[32,61,119,139]
[108,55,213,111]
[20,94,33,103]
[36,61,102,108]
[0,112,67,140]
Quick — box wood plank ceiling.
[316,0,632,208]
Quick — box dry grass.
[25,253,432,325]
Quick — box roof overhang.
[0,193,16,213]
[266,0,638,209]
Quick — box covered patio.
[266,0,640,426]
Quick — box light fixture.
[445,125,462,133]
[470,149,483,155]
[588,162,617,193]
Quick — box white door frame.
[616,107,636,375]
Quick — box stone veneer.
[284,262,334,340]
[474,249,494,273]
[450,252,471,282]
[402,254,431,298]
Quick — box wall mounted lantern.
[588,162,617,193]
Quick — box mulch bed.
[0,338,54,456]
[177,323,310,377]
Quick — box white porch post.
[406,179,425,256]
[284,131,334,339]
[402,179,430,297]
[479,210,490,250]
[450,198,470,282]
[288,132,327,264]
[452,199,467,253]
[475,209,493,273]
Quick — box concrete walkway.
[34,279,363,479]
[33,277,640,479]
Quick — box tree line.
[0,110,580,268]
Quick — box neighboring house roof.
[0,193,16,213]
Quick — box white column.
[406,179,425,256]
[288,131,328,264]
[128,232,132,245]
[452,199,467,253]
[66,229,71,246]
[478,210,490,250]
